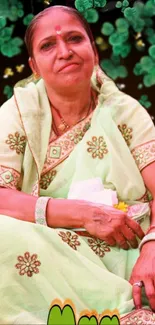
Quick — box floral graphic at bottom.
[47,299,120,325]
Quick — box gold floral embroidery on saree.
[15,252,41,277]
[58,231,81,250]
[118,124,133,146]
[40,169,57,190]
[6,132,26,154]
[87,136,108,159]
[0,165,21,190]
[87,237,111,257]
[132,140,155,171]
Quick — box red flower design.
[15,252,41,277]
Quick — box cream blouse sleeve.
[0,96,27,190]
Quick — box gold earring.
[33,72,40,80]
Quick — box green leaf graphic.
[78,315,98,325]
[99,315,120,325]
[47,304,76,325]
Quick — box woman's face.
[29,9,97,90]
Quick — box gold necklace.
[52,94,93,133]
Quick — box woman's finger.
[132,282,143,309]
[125,217,144,239]
[122,225,138,248]
[144,279,155,311]
[114,232,129,250]
[104,237,116,247]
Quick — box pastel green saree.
[0,66,155,324]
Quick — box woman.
[0,5,155,324]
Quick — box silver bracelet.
[35,196,51,226]
[139,232,155,250]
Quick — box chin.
[61,73,90,87]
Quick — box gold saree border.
[132,140,155,171]
[14,94,40,196]
[41,113,93,175]
[0,165,21,190]
[120,308,155,324]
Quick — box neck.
[46,83,92,124]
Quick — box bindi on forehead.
[55,25,62,37]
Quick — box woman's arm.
[130,161,155,310]
[0,188,84,228]
[0,188,143,248]
[141,161,155,223]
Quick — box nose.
[57,40,72,59]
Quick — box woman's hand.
[130,241,155,311]
[82,202,144,249]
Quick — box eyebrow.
[38,30,82,46]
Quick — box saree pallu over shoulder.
[40,68,155,200]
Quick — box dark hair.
[24,5,97,57]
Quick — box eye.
[40,42,55,50]
[68,35,83,43]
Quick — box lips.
[59,63,79,72]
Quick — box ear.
[94,52,99,66]
[28,57,40,77]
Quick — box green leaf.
[94,0,107,7]
[120,42,131,58]
[145,28,154,37]
[11,37,23,46]
[147,33,155,45]
[109,32,128,46]
[117,65,128,78]
[0,17,6,29]
[23,14,34,26]
[75,0,93,12]
[83,8,99,23]
[113,45,122,56]
[1,39,22,57]
[116,1,122,9]
[140,55,154,72]
[139,95,152,109]
[100,59,118,80]
[0,26,14,42]
[144,0,155,16]
[0,1,9,17]
[140,94,148,101]
[132,19,145,33]
[101,22,115,36]
[149,45,155,60]
[111,54,121,64]
[3,85,13,99]
[115,18,129,33]
[133,62,144,76]
[124,7,138,21]
[143,74,155,87]
[17,8,24,18]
